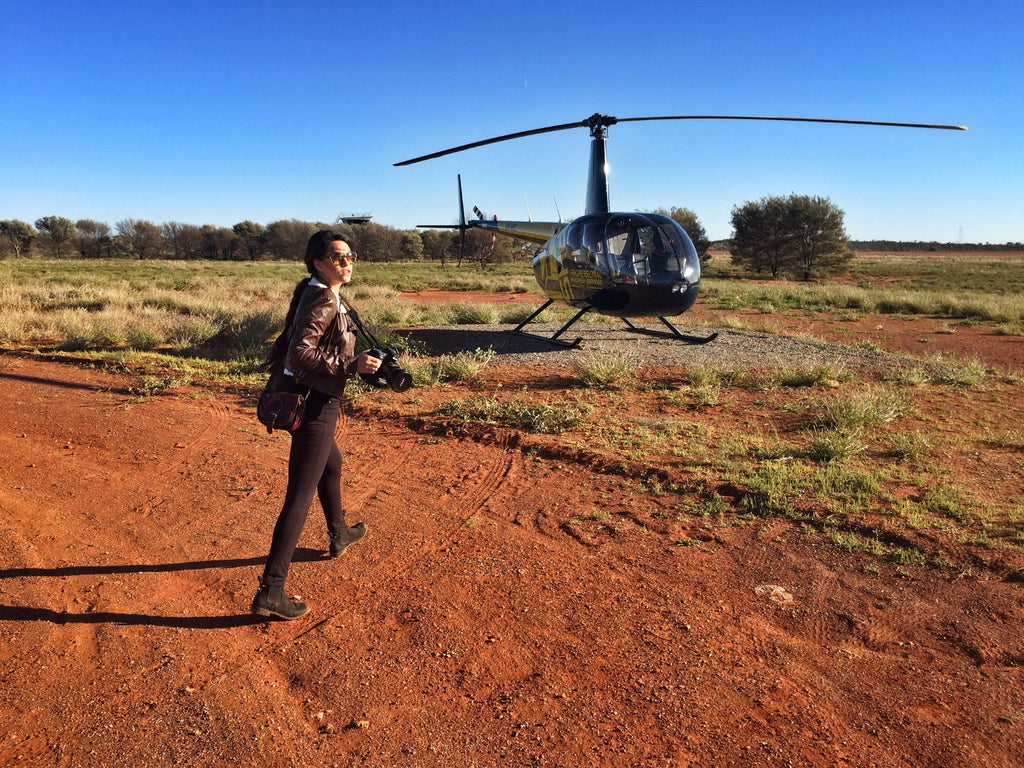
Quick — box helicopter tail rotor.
[410,175,475,264]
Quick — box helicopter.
[396,113,967,348]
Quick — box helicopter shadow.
[401,327,565,356]
[0,547,325,629]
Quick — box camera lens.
[386,366,413,393]
[358,348,413,392]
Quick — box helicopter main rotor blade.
[394,113,966,166]
[394,119,588,166]
[615,115,969,131]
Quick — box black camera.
[360,347,413,393]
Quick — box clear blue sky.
[2,0,1021,243]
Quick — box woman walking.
[252,229,381,620]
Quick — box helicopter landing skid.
[510,299,585,348]
[621,316,719,344]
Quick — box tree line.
[0,217,420,262]
[0,215,532,265]
[850,240,1024,252]
[5,197,1012,278]
[0,209,711,267]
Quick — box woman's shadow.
[0,548,325,628]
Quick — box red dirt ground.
[0,300,1021,767]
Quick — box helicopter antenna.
[553,197,562,223]
[524,195,532,222]
[395,112,966,166]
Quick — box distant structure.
[337,213,373,225]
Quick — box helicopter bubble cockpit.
[543,212,700,287]
[532,211,702,317]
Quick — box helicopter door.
[603,217,659,282]
[634,217,698,286]
[593,216,637,279]
[644,226,677,283]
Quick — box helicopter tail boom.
[466,218,564,245]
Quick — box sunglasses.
[328,252,357,265]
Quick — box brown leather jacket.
[280,279,357,398]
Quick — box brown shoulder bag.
[256,388,306,434]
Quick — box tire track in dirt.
[332,422,423,511]
[473,454,580,542]
[133,397,234,514]
[349,433,517,567]
[282,435,518,644]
